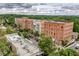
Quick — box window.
[54,33,55,35]
[61,26,63,28]
[51,27,53,30]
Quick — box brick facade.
[15,18,73,44]
[15,17,33,30]
[41,20,73,43]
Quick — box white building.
[6,33,42,56]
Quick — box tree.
[76,34,79,41]
[0,37,16,56]
[48,51,60,56]
[0,29,6,37]
[38,35,54,55]
[61,40,68,47]
[48,48,79,56]
[6,26,15,34]
[34,31,39,37]
[60,48,79,56]
[0,17,3,25]
[4,16,15,26]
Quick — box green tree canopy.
[6,26,15,34]
[49,48,79,56]
[38,35,54,55]
[0,37,16,56]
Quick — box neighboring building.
[15,17,73,44]
[15,17,33,30]
[6,33,42,56]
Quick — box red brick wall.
[41,21,73,42]
[15,18,73,43]
[15,18,33,30]
[25,19,33,30]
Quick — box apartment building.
[15,17,73,44]
[41,20,73,44]
[15,17,33,30]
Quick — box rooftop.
[15,17,73,24]
[6,33,42,56]
[44,19,73,24]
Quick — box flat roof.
[15,17,73,24]
[6,33,42,56]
